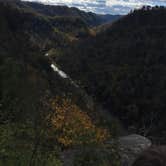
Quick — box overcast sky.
[22,0,166,14]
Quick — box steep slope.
[21,1,121,26]
[0,0,121,39]
[56,6,166,143]
[0,2,119,165]
[0,0,101,128]
[0,0,121,27]
[1,0,95,41]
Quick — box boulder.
[132,145,166,166]
[118,134,152,166]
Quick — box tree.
[49,97,109,147]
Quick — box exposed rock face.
[118,134,152,166]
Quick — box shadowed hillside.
[2,1,166,165]
[0,1,120,165]
[56,6,166,143]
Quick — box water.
[51,64,68,79]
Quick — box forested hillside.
[2,0,166,165]
[0,1,120,165]
[56,6,166,143]
[21,1,121,26]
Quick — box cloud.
[22,0,166,14]
[107,0,166,8]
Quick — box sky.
[22,0,166,14]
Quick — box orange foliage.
[49,97,109,147]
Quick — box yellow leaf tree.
[49,97,109,147]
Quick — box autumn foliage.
[49,97,109,147]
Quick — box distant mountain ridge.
[0,0,121,26]
[17,0,121,26]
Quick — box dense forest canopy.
[0,1,120,165]
[56,6,166,143]
[1,0,166,165]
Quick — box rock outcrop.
[118,134,152,166]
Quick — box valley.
[1,1,166,166]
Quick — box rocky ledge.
[118,134,152,166]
